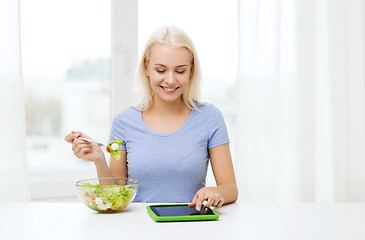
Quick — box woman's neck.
[148,97,188,116]
[142,97,191,134]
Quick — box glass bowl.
[75,177,138,213]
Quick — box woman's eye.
[176,70,186,74]
[156,69,166,73]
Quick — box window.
[21,0,111,200]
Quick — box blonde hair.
[134,26,202,111]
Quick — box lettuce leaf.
[79,183,134,212]
[107,139,123,160]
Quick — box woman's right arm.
[64,131,113,178]
[109,150,127,178]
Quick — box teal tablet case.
[146,204,219,222]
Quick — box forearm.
[93,156,113,178]
[208,144,238,205]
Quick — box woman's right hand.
[64,131,105,162]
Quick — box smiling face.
[145,44,192,105]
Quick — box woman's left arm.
[189,143,238,211]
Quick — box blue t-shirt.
[108,103,230,203]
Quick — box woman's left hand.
[188,187,225,211]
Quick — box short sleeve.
[109,111,127,151]
[207,105,230,149]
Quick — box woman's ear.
[144,60,149,77]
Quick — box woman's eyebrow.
[154,64,188,67]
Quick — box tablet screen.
[150,205,214,217]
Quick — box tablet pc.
[146,204,219,222]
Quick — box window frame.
[30,0,138,201]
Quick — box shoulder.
[194,102,223,117]
[112,106,141,125]
[114,106,140,118]
[195,103,227,134]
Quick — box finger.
[73,140,91,153]
[76,145,92,155]
[72,138,81,151]
[64,133,71,143]
[74,146,92,158]
[212,197,221,207]
[188,194,198,208]
[214,194,224,205]
[195,195,205,211]
[72,137,89,146]
[73,140,93,153]
[74,131,92,139]
[73,143,91,154]
[204,197,214,209]
[65,132,77,143]
[72,131,81,139]
[65,131,82,144]
[217,198,225,207]
[214,197,224,207]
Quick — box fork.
[77,137,104,147]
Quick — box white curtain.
[236,0,365,202]
[0,0,30,201]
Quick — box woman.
[65,26,238,210]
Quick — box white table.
[1,202,365,240]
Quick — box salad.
[79,183,134,212]
[106,139,123,160]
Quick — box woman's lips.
[160,85,179,93]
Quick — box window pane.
[21,0,111,193]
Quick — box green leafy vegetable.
[107,139,123,160]
[79,183,134,212]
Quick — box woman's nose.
[164,71,175,84]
